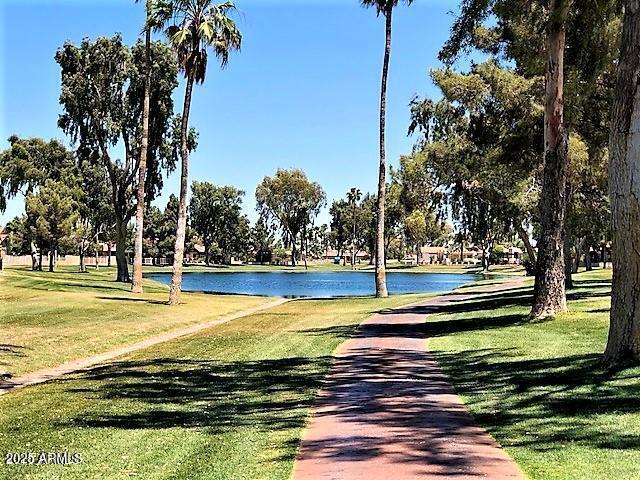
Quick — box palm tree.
[154,0,242,305]
[361,0,413,297]
[347,187,362,270]
[131,0,152,294]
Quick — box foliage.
[0,136,75,213]
[56,34,183,281]
[25,180,78,270]
[189,181,248,264]
[255,168,326,266]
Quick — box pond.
[146,271,476,298]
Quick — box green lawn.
[0,267,270,377]
[0,267,433,480]
[429,268,640,480]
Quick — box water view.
[146,271,476,298]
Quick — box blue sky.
[0,0,461,226]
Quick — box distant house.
[185,244,206,264]
[448,247,481,265]
[497,246,523,265]
[322,249,371,264]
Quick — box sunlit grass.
[0,266,269,377]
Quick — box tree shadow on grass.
[302,314,531,341]
[95,296,167,305]
[434,348,640,451]
[64,356,333,434]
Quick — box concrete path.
[0,298,289,396]
[293,278,527,480]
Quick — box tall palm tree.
[131,0,152,294]
[347,187,362,269]
[361,0,413,297]
[155,0,241,305]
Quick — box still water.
[147,271,475,298]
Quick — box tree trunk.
[564,232,573,289]
[532,0,569,319]
[132,12,152,294]
[31,242,39,271]
[302,224,308,270]
[38,249,43,271]
[79,242,86,273]
[516,222,537,264]
[95,247,100,270]
[168,74,195,305]
[374,8,393,298]
[48,249,54,272]
[585,243,593,271]
[291,238,297,267]
[114,215,130,283]
[107,242,112,267]
[604,0,640,366]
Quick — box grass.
[0,289,433,480]
[0,266,270,378]
[428,268,640,480]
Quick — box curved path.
[293,278,526,480]
[0,298,289,396]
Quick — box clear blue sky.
[0,0,460,226]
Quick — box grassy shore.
[0,267,269,378]
[429,268,640,480]
[0,287,433,480]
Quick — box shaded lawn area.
[429,268,640,480]
[0,267,270,377]
[0,292,432,480]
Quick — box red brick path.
[293,279,526,480]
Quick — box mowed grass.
[0,267,270,377]
[0,292,432,480]
[429,268,640,480]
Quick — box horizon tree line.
[0,0,639,366]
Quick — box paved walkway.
[0,298,289,396]
[293,278,527,480]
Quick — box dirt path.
[293,277,527,480]
[0,298,289,396]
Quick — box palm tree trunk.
[352,203,357,270]
[604,0,640,366]
[169,74,195,305]
[375,8,392,298]
[532,0,569,318]
[132,10,152,294]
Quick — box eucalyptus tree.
[132,0,154,293]
[152,0,242,304]
[361,0,414,297]
[189,181,247,265]
[441,0,619,316]
[347,187,362,268]
[256,168,326,268]
[329,199,350,265]
[604,0,640,365]
[56,35,181,282]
